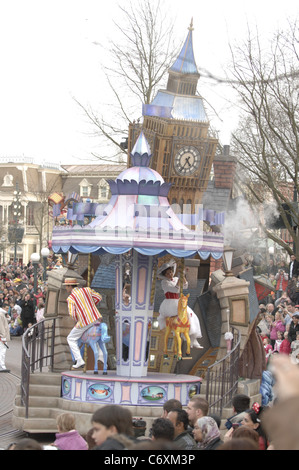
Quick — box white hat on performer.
[157,259,177,279]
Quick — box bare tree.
[75,0,178,161]
[229,19,299,256]
[24,172,63,255]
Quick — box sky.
[0,0,297,167]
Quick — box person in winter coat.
[288,314,299,343]
[53,413,88,450]
[20,293,35,330]
[167,409,197,450]
[269,312,285,348]
[260,370,275,406]
[91,405,135,450]
[224,394,250,430]
[193,416,223,450]
[279,331,292,355]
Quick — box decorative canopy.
[51,132,224,259]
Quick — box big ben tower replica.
[128,20,218,211]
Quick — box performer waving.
[157,259,203,349]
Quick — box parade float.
[51,131,224,408]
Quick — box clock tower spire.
[167,18,200,96]
[128,21,218,210]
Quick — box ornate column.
[115,251,157,377]
[213,274,250,359]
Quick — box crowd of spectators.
[256,255,299,365]
[7,353,299,451]
[0,259,53,337]
[3,254,299,451]
[261,254,299,305]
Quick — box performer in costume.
[157,259,203,349]
[0,305,10,372]
[64,278,103,369]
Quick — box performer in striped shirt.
[64,277,102,369]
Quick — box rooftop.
[61,164,127,174]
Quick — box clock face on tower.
[174,146,201,175]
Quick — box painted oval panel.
[62,378,71,396]
[88,384,112,400]
[141,386,166,401]
[188,384,199,398]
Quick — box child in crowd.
[9,309,23,336]
[35,301,45,323]
[91,404,135,449]
[263,337,273,363]
[280,331,292,355]
[53,413,88,450]
[33,287,44,304]
[269,312,286,348]
[274,330,284,353]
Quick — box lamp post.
[222,246,235,276]
[41,247,50,282]
[30,252,40,299]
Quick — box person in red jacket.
[279,331,292,355]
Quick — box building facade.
[0,158,126,264]
[0,157,62,264]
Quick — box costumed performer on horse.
[64,277,103,369]
[157,259,203,349]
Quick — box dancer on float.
[64,277,103,369]
[157,259,203,349]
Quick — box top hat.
[157,259,177,280]
[63,277,80,286]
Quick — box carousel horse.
[164,293,191,360]
[73,321,111,375]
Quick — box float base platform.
[61,370,201,406]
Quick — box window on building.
[2,174,13,187]
[27,203,35,226]
[81,186,89,197]
[98,179,109,201]
[79,179,92,198]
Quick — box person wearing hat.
[157,259,203,349]
[64,278,103,369]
